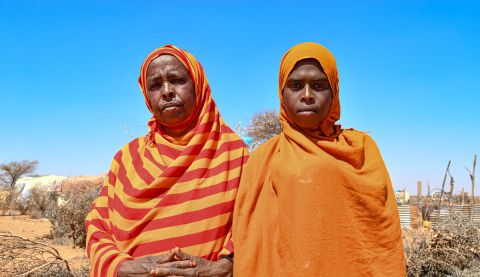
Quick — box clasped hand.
[117,247,232,277]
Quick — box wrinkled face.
[146,54,196,126]
[282,59,332,131]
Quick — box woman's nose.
[301,85,314,102]
[161,82,175,99]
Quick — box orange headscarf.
[233,42,406,276]
[279,42,341,140]
[139,45,213,144]
[86,45,249,277]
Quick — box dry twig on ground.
[0,230,72,276]
[404,210,480,276]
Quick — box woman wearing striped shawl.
[85,45,248,277]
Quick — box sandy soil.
[0,214,88,270]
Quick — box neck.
[161,119,197,138]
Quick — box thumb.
[156,250,175,263]
[173,247,192,261]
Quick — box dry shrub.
[48,187,100,248]
[14,187,57,218]
[28,187,52,217]
[1,160,39,216]
[8,187,58,219]
[14,195,32,216]
[71,262,90,277]
[245,109,282,150]
[404,210,480,276]
[0,186,27,215]
[0,230,72,276]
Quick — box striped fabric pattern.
[85,45,248,277]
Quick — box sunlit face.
[282,59,332,130]
[146,54,196,127]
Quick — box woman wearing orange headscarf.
[85,45,248,277]
[233,42,406,276]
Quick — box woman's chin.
[158,114,188,127]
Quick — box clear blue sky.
[1,1,479,195]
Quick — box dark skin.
[117,248,232,277]
[170,247,233,277]
[146,54,197,137]
[117,251,195,277]
[283,59,332,130]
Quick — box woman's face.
[282,59,332,131]
[146,54,196,126]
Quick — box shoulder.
[238,135,280,176]
[249,135,281,162]
[118,136,145,154]
[340,128,378,146]
[338,129,384,160]
[109,136,146,167]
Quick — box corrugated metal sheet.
[429,207,450,227]
[473,204,480,226]
[429,204,480,227]
[397,204,411,228]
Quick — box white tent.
[16,175,66,196]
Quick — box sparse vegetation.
[241,109,282,151]
[0,160,39,189]
[404,210,480,276]
[0,230,72,276]
[0,160,38,215]
[48,187,100,248]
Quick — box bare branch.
[0,230,72,276]
[245,109,282,151]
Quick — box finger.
[153,267,198,277]
[158,260,197,268]
[173,247,191,261]
[155,251,176,263]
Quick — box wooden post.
[471,155,476,221]
[437,160,451,221]
[473,154,476,205]
[417,181,422,204]
[461,187,465,206]
[448,173,454,207]
[466,155,477,221]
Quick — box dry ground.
[0,214,88,271]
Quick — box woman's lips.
[160,102,182,111]
[163,106,181,112]
[297,106,318,115]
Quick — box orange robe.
[233,42,405,276]
[85,45,248,277]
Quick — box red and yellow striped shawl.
[85,45,248,277]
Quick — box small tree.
[245,109,282,151]
[0,160,39,188]
[0,160,38,215]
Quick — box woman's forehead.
[149,54,185,69]
[147,54,190,76]
[288,59,326,78]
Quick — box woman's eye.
[171,79,186,85]
[149,83,161,90]
[312,82,328,90]
[289,82,302,90]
